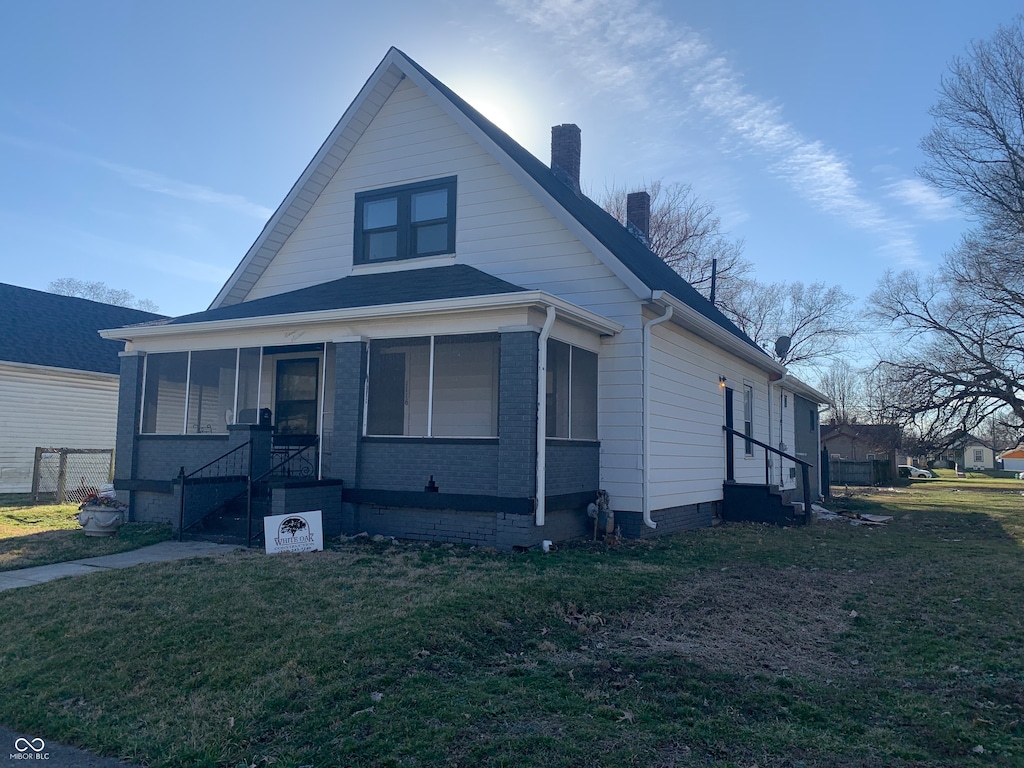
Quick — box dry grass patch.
[613,564,863,680]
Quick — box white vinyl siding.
[0,363,119,494]
[646,322,770,509]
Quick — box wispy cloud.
[0,131,272,220]
[882,178,957,221]
[95,159,274,220]
[500,0,923,262]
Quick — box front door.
[275,358,319,440]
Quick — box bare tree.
[728,280,857,369]
[815,360,864,424]
[870,234,1024,437]
[602,180,751,314]
[872,18,1024,437]
[48,278,159,313]
[920,16,1024,234]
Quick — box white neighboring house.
[0,283,163,495]
[101,48,827,548]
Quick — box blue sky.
[1,0,1019,319]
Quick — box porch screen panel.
[569,347,598,440]
[546,339,571,438]
[367,338,429,436]
[235,347,261,424]
[141,352,188,434]
[431,334,499,437]
[186,349,237,434]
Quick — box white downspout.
[536,307,556,526]
[642,304,673,529]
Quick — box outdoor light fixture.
[718,376,727,387]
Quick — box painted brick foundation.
[616,501,718,539]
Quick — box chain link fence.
[31,448,115,504]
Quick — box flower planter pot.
[78,507,124,537]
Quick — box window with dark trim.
[354,177,457,263]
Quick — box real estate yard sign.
[264,510,324,554]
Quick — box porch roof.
[162,265,525,327]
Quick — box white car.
[899,465,934,478]
[1018,472,1024,480]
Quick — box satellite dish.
[774,335,792,360]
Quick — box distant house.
[998,447,1024,472]
[0,283,164,494]
[820,423,901,476]
[934,432,995,471]
[100,48,827,549]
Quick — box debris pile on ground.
[813,504,893,526]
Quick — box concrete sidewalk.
[0,540,243,592]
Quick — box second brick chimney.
[550,124,581,192]
[626,190,651,243]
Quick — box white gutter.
[535,306,556,527]
[642,304,674,529]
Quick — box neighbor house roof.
[821,423,902,447]
[0,283,165,375]
[998,447,1024,460]
[209,47,765,356]
[165,265,525,326]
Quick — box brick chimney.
[550,124,581,191]
[626,191,651,243]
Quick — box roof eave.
[651,290,786,377]
[99,291,623,343]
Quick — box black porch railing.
[177,441,252,540]
[177,437,319,545]
[245,440,319,548]
[722,426,813,521]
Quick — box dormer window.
[354,176,457,263]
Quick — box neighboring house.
[997,447,1024,472]
[101,48,826,549]
[934,432,995,471]
[821,423,901,476]
[0,283,164,494]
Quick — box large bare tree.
[872,17,1024,441]
[920,17,1024,234]
[602,180,751,314]
[604,180,855,370]
[728,280,856,369]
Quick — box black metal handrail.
[245,440,319,548]
[722,426,812,522]
[178,441,252,540]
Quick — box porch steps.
[722,482,808,526]
[184,494,265,546]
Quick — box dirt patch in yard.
[609,564,868,681]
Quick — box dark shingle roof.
[167,265,525,325]
[0,283,166,375]
[399,50,760,351]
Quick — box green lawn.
[0,482,1021,767]
[0,496,172,572]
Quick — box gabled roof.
[210,47,764,356]
[166,265,524,326]
[0,283,165,375]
